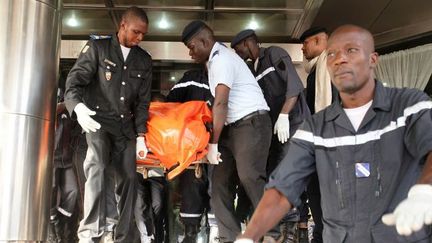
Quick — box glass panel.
[63,0,105,4]
[134,11,205,36]
[62,9,116,36]
[114,0,205,7]
[213,12,300,37]
[152,62,203,95]
[215,0,306,9]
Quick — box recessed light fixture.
[170,76,176,81]
[246,15,260,29]
[158,14,170,29]
[247,20,259,29]
[67,13,79,27]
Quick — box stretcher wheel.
[195,164,202,178]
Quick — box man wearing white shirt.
[181,20,272,242]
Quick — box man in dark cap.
[65,6,152,243]
[300,26,339,243]
[231,29,310,243]
[182,20,272,242]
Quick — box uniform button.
[120,114,124,118]
[137,74,141,78]
[122,82,126,85]
[123,66,127,70]
[107,66,110,69]
[96,106,99,109]
[120,97,124,101]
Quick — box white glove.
[382,184,432,236]
[136,136,148,160]
[234,239,254,243]
[274,113,290,144]
[74,103,101,133]
[206,143,222,165]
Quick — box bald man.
[235,24,432,243]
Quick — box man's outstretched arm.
[237,188,292,242]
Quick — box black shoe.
[280,222,297,243]
[298,228,309,243]
[47,221,58,243]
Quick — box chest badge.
[105,71,112,81]
[355,162,370,178]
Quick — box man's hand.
[56,102,66,114]
[234,239,253,243]
[207,143,222,165]
[274,113,290,143]
[382,184,432,235]
[74,103,101,133]
[136,136,148,160]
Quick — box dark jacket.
[166,69,213,105]
[65,34,152,139]
[268,81,432,242]
[305,67,338,114]
[254,46,310,131]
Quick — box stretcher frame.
[136,155,207,180]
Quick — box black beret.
[300,26,327,42]
[182,20,207,44]
[231,29,255,48]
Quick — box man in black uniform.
[65,6,152,243]
[231,29,310,242]
[167,67,213,243]
[236,24,432,243]
[48,89,80,243]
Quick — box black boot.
[298,227,309,243]
[47,221,58,243]
[182,224,200,243]
[62,213,79,243]
[53,219,64,243]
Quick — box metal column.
[0,0,61,242]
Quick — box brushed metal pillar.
[0,0,61,242]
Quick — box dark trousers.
[211,113,272,242]
[78,129,136,243]
[51,166,79,217]
[135,175,168,243]
[267,127,308,239]
[179,168,209,226]
[72,134,119,232]
[307,172,323,243]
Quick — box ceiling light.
[158,15,170,29]
[67,14,79,27]
[247,20,260,30]
[170,76,176,81]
